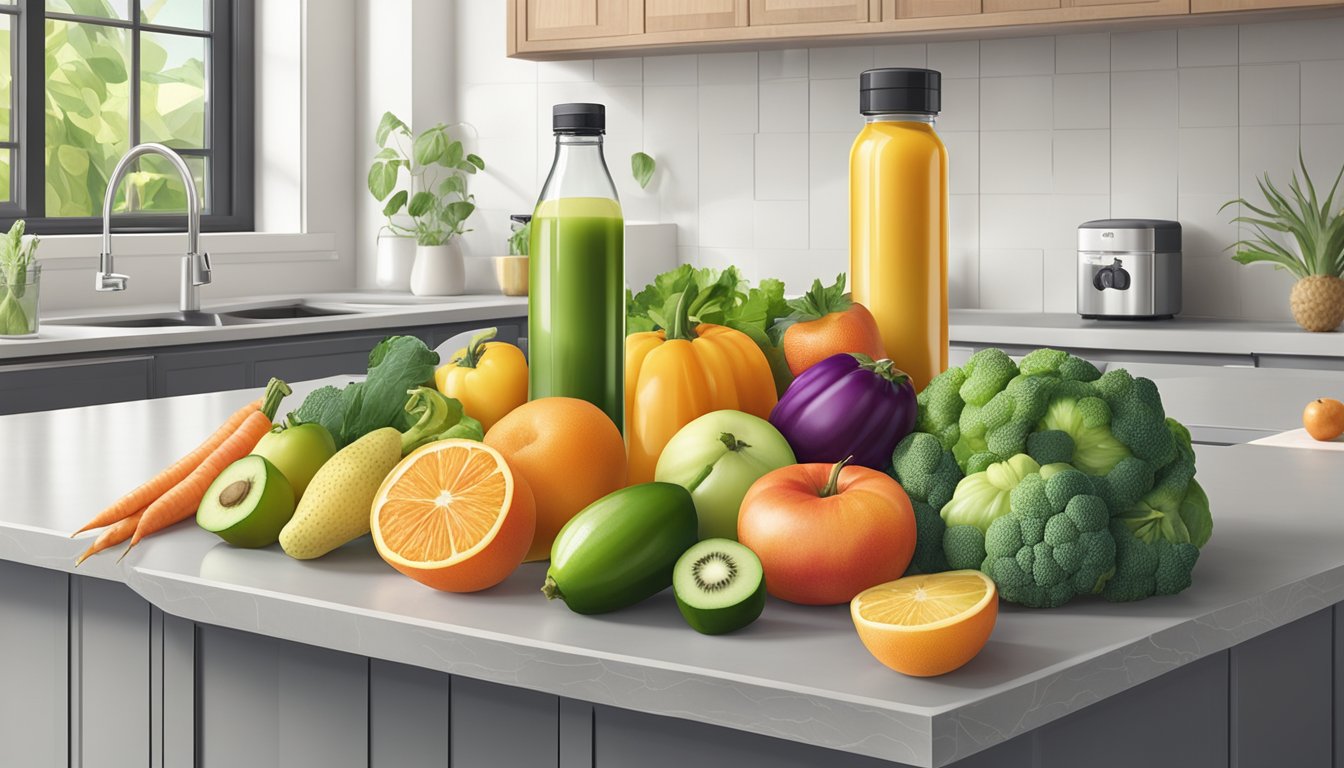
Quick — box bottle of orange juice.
[849,68,948,391]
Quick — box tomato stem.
[819,456,851,498]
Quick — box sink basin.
[47,311,238,328]
[221,303,356,320]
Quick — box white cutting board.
[1249,428,1344,452]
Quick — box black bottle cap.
[553,103,605,135]
[859,68,941,116]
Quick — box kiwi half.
[197,455,295,548]
[672,539,766,635]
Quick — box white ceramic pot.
[374,235,416,291]
[410,241,466,296]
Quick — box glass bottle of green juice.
[529,103,625,431]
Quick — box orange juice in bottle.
[849,68,948,391]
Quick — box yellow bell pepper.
[625,292,778,484]
[435,328,528,433]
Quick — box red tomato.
[737,460,916,605]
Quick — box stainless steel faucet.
[95,143,212,312]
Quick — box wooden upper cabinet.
[748,0,870,24]
[884,0,980,19]
[1192,0,1338,10]
[646,0,748,31]
[524,0,635,41]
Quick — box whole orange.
[484,397,628,561]
[1303,398,1344,441]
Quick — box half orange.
[850,570,998,677]
[372,439,535,592]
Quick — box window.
[0,0,252,234]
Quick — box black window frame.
[0,0,253,235]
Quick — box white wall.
[449,2,1344,321]
[39,0,358,313]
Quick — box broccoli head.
[941,453,1041,532]
[958,348,1019,407]
[943,524,987,571]
[890,432,963,510]
[1018,348,1102,382]
[907,500,951,575]
[1026,429,1075,466]
[1100,520,1200,602]
[1093,369,1177,469]
[981,467,1116,608]
[916,367,967,450]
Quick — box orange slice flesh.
[373,441,512,568]
[850,570,999,677]
[854,571,995,630]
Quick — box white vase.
[410,241,466,296]
[374,235,416,291]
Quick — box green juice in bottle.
[529,104,625,430]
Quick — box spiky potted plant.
[1222,156,1344,332]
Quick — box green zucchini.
[542,482,698,614]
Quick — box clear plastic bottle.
[529,103,625,430]
[849,68,948,391]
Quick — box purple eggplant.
[768,353,917,470]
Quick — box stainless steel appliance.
[1077,219,1181,320]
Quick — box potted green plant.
[0,221,41,338]
[1222,156,1344,332]
[368,112,485,296]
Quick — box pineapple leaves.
[1222,153,1344,280]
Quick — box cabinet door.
[0,356,152,415]
[646,0,747,31]
[524,0,635,41]
[1193,0,1337,10]
[749,0,869,24]
[884,0,980,18]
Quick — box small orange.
[1303,398,1344,442]
[484,397,627,561]
[371,440,535,592]
[850,570,998,677]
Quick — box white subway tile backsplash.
[1178,127,1239,197]
[644,54,698,86]
[808,132,852,250]
[537,59,593,83]
[1111,70,1179,129]
[980,76,1053,130]
[699,83,758,134]
[1178,66,1238,128]
[1238,125,1299,200]
[1111,192,1177,220]
[939,77,979,132]
[755,133,809,201]
[699,200,755,249]
[754,201,810,250]
[1053,130,1110,195]
[1112,128,1178,212]
[1042,249,1077,314]
[763,249,846,292]
[1182,255,1240,318]
[874,43,927,69]
[809,46,874,79]
[1238,63,1299,126]
[942,131,979,195]
[810,78,862,133]
[980,249,1045,310]
[980,131,1053,194]
[980,37,1055,77]
[1046,194,1109,250]
[980,195,1052,250]
[759,49,809,81]
[456,0,535,85]
[700,133,755,201]
[1239,17,1344,64]
[1055,33,1110,75]
[1178,27,1238,68]
[1053,73,1109,130]
[929,41,979,79]
[1300,61,1344,125]
[1111,30,1178,72]
[462,83,537,139]
[760,78,809,130]
[699,52,759,84]
[949,195,980,308]
[1179,193,1238,260]
[1236,259,1295,321]
[594,58,643,85]
[699,246,759,277]
[1301,124,1344,185]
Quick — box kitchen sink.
[221,303,356,320]
[46,311,241,328]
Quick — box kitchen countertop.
[3,368,1344,767]
[951,310,1344,358]
[0,292,528,362]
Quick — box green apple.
[251,418,337,499]
[655,410,796,540]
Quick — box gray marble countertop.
[952,310,1344,359]
[3,368,1344,767]
[0,292,528,361]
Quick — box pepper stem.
[819,456,852,498]
[259,378,292,422]
[850,354,911,388]
[666,286,698,341]
[453,327,497,369]
[541,575,564,601]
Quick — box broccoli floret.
[943,524,987,571]
[982,469,1116,608]
[965,452,1001,475]
[1037,390,1132,476]
[1100,520,1199,602]
[1090,456,1157,514]
[1026,429,1075,466]
[916,367,967,450]
[958,348,1019,406]
[906,501,950,575]
[890,432,963,510]
[941,453,1041,532]
[1093,369,1176,469]
[1018,348,1102,382]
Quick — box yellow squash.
[625,293,777,484]
[435,328,528,433]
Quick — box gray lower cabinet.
[0,318,524,413]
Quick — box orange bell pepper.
[625,290,778,484]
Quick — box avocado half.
[197,455,296,548]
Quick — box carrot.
[75,509,144,566]
[120,379,292,559]
[71,395,264,537]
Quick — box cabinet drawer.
[0,356,152,415]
